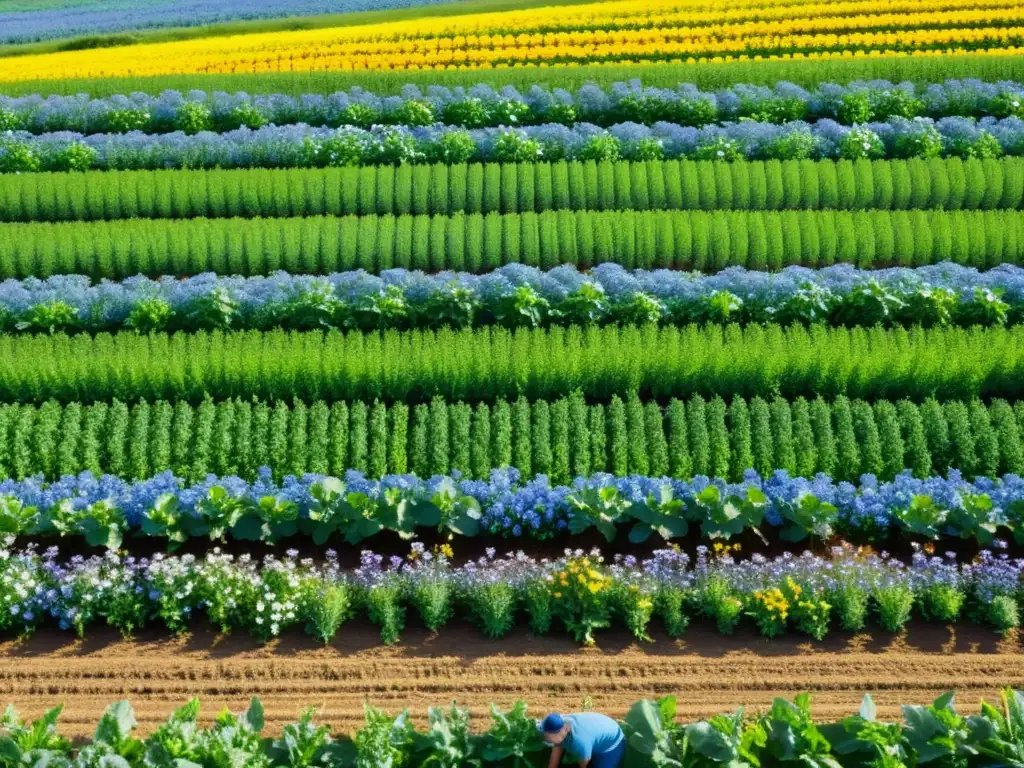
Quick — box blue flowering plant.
[5,79,1024,135]
[7,263,1024,337]
[4,113,1024,173]
[5,467,1024,551]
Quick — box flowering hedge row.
[4,78,1024,136]
[3,263,1023,335]
[0,543,1019,644]
[2,324,1023,404]
[2,466,1024,547]
[3,392,1022,487]
[4,208,1023,281]
[1,156,1017,225]
[4,687,1021,768]
[2,114,1023,175]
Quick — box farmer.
[540,711,625,768]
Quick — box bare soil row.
[2,619,1021,738]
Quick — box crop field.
[5,0,1024,764]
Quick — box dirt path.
[2,619,1022,738]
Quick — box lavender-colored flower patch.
[2,0,458,45]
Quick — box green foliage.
[5,204,1024,279]
[1,157,1022,229]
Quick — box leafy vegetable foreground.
[4,689,1024,767]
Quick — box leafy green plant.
[776,491,838,543]
[900,692,977,766]
[566,486,629,542]
[693,486,768,542]
[481,702,546,767]
[421,283,480,328]
[195,486,250,542]
[139,493,191,551]
[230,495,299,543]
[557,283,610,325]
[831,281,905,328]
[196,698,270,768]
[266,707,346,768]
[305,477,348,545]
[760,694,841,767]
[141,698,203,767]
[892,495,948,540]
[0,496,37,537]
[946,493,1003,546]
[352,705,414,768]
[818,694,908,768]
[125,296,173,332]
[969,688,1024,767]
[622,697,687,767]
[690,706,765,766]
[415,703,482,768]
[416,478,482,538]
[184,286,239,330]
[874,584,915,633]
[493,286,550,328]
[15,300,79,334]
[280,281,344,330]
[0,704,71,766]
[349,286,409,331]
[42,498,126,550]
[626,485,688,543]
[304,583,351,645]
[87,700,146,765]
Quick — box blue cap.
[542,713,564,733]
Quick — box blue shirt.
[563,713,624,760]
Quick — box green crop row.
[9,51,1023,98]
[0,156,1019,224]
[2,393,1020,485]
[4,207,1022,279]
[1,324,1022,405]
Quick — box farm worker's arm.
[547,745,564,768]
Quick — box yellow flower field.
[1,0,1021,81]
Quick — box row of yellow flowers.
[219,45,1021,74]
[185,27,1024,74]
[228,8,1024,58]
[1,0,1020,81]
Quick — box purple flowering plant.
[1,540,1019,645]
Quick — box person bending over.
[540,711,625,768]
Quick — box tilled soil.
[2,619,1022,738]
